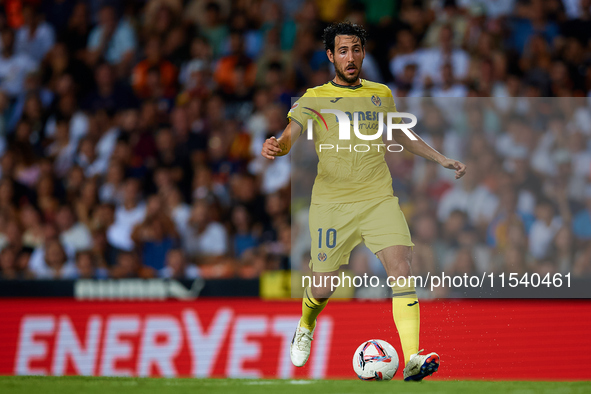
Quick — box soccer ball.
[352,339,399,381]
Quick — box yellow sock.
[391,279,420,365]
[301,287,328,331]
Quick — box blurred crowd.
[0,0,590,282]
[317,96,591,293]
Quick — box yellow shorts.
[308,196,414,273]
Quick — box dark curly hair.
[322,21,367,53]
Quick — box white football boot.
[403,349,440,381]
[290,319,314,367]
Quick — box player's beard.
[335,61,362,84]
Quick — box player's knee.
[310,286,334,300]
[384,259,412,278]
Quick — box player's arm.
[261,120,303,160]
[392,128,467,179]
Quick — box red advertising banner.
[0,298,590,380]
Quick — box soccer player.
[261,22,466,381]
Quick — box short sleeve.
[287,89,316,129]
[382,86,401,124]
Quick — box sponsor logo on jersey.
[330,97,343,103]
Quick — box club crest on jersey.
[371,95,382,107]
[318,252,327,262]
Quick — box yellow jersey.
[288,79,399,204]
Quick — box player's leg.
[376,245,419,365]
[301,271,337,330]
[291,203,360,367]
[377,245,439,381]
[291,270,337,367]
[362,196,439,381]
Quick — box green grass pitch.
[1,376,590,394]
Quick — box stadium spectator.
[0,244,33,279]
[192,164,229,204]
[418,24,469,87]
[214,30,256,96]
[10,71,53,133]
[153,128,189,190]
[573,242,591,277]
[410,214,440,275]
[573,187,591,241]
[552,226,577,273]
[111,250,155,279]
[87,5,137,75]
[73,179,99,228]
[45,92,89,147]
[0,28,36,98]
[94,109,120,168]
[35,174,59,219]
[437,159,499,226]
[529,199,563,260]
[487,186,536,249]
[42,0,76,35]
[230,204,259,258]
[61,2,91,57]
[195,1,229,59]
[448,247,478,277]
[163,187,191,238]
[15,4,56,64]
[142,1,183,42]
[132,36,178,99]
[31,238,77,279]
[55,204,92,252]
[76,137,108,177]
[45,118,75,178]
[501,246,530,276]
[75,250,108,279]
[178,38,213,97]
[0,0,586,286]
[159,248,200,279]
[99,162,125,204]
[42,42,92,104]
[83,62,136,113]
[183,199,228,260]
[20,205,44,249]
[131,195,179,271]
[509,0,560,54]
[431,63,468,98]
[106,178,146,252]
[0,245,17,279]
[89,219,118,269]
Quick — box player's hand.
[261,136,282,160]
[440,158,467,179]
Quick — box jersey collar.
[330,80,363,90]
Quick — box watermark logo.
[305,110,416,141]
[303,107,328,132]
[304,109,417,152]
